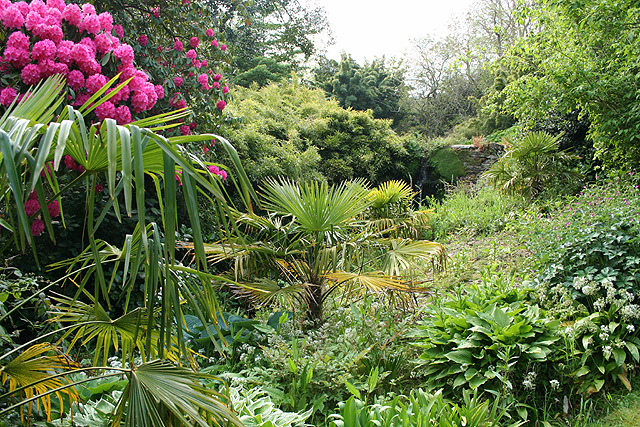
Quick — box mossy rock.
[429,147,466,181]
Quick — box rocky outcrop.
[448,143,504,181]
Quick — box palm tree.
[483,131,580,199]
[0,75,253,425]
[190,178,445,323]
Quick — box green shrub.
[220,301,419,425]
[410,273,559,420]
[220,80,419,186]
[523,175,640,293]
[429,148,466,182]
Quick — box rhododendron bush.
[93,0,231,135]
[0,0,230,133]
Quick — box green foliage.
[484,131,580,199]
[523,175,640,292]
[234,58,292,88]
[328,389,507,427]
[427,183,526,240]
[229,386,312,427]
[221,301,419,425]
[492,0,640,169]
[220,80,417,185]
[429,148,466,182]
[314,54,406,123]
[411,274,559,419]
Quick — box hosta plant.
[410,273,559,420]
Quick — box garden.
[1,0,640,426]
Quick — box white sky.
[311,0,477,62]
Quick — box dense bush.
[328,389,505,427]
[523,174,640,291]
[219,80,419,186]
[411,273,559,421]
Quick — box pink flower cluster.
[207,164,227,179]
[25,189,61,237]
[0,0,164,124]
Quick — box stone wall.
[448,143,504,181]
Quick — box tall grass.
[426,182,526,240]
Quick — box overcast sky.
[311,0,477,62]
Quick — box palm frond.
[260,178,370,233]
[112,360,242,427]
[0,343,79,422]
[380,239,446,277]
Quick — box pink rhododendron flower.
[138,34,148,46]
[64,154,78,170]
[48,0,66,13]
[98,12,112,32]
[0,87,17,106]
[2,5,25,29]
[205,28,214,37]
[47,200,60,217]
[86,73,107,94]
[220,44,226,51]
[186,49,196,59]
[201,59,208,67]
[4,47,30,68]
[179,125,191,135]
[93,33,113,55]
[78,13,100,34]
[189,122,196,129]
[95,100,116,120]
[212,73,222,81]
[197,73,208,87]
[211,39,218,48]
[216,100,226,110]
[62,3,81,25]
[151,6,160,18]
[113,24,123,37]
[7,31,29,50]
[81,4,96,14]
[95,183,103,192]
[25,198,40,216]
[154,84,164,99]
[131,91,149,113]
[30,219,44,236]
[212,81,220,89]
[66,70,85,90]
[21,64,41,85]
[223,85,229,94]
[173,39,183,51]
[115,105,132,124]
[31,39,56,61]
[189,36,199,48]
[202,144,209,154]
[173,76,184,87]
[114,44,134,65]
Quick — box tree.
[191,178,444,322]
[314,54,407,124]
[219,80,420,186]
[484,131,580,198]
[491,0,640,169]
[400,35,489,137]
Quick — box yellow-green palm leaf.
[0,343,79,422]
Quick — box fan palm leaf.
[112,360,241,427]
[0,343,79,422]
[260,177,370,234]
